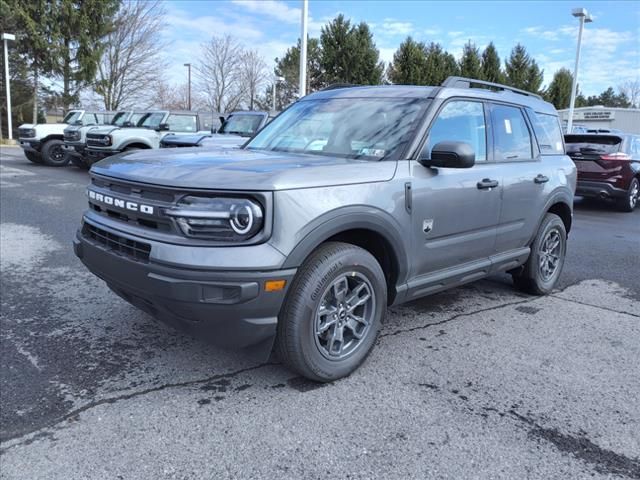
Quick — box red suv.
[565,133,640,212]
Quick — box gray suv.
[74,77,576,382]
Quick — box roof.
[558,106,640,113]
[305,83,556,114]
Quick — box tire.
[616,177,639,212]
[24,151,43,164]
[275,242,387,382]
[41,139,69,166]
[512,213,567,295]
[68,154,88,169]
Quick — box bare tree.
[196,35,246,113]
[619,79,640,108]
[93,0,166,110]
[241,49,267,110]
[153,80,190,110]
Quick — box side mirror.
[122,121,133,127]
[157,123,170,131]
[419,141,475,169]
[219,116,226,125]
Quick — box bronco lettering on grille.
[88,189,154,214]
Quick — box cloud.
[231,0,301,24]
[381,18,414,36]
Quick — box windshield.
[63,111,82,124]
[219,114,264,136]
[246,97,427,160]
[111,112,129,126]
[137,112,166,129]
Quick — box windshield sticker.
[358,148,386,157]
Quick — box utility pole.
[184,63,192,110]
[299,0,308,98]
[2,33,15,140]
[567,8,592,134]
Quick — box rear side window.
[491,104,533,161]
[564,135,622,155]
[528,111,564,154]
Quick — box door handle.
[534,174,549,184]
[477,178,499,190]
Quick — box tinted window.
[166,114,197,132]
[138,112,165,129]
[423,100,486,162]
[219,114,264,136]
[492,105,533,161]
[528,111,564,154]
[564,135,622,155]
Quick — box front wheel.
[41,139,69,166]
[275,242,387,382]
[617,177,639,212]
[512,213,567,295]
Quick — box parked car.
[84,110,215,164]
[18,110,89,166]
[64,111,147,169]
[74,76,575,382]
[159,110,273,148]
[565,133,640,211]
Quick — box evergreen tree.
[505,44,532,90]
[320,14,383,85]
[480,42,503,83]
[387,36,428,85]
[544,68,573,109]
[270,38,322,108]
[423,42,459,86]
[525,59,544,94]
[458,41,481,79]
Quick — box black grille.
[82,223,151,262]
[86,133,110,147]
[18,128,35,138]
[64,131,80,142]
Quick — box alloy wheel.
[538,228,563,281]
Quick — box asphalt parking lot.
[1,146,639,479]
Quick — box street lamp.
[2,32,15,140]
[184,63,191,110]
[566,8,593,134]
[299,0,308,98]
[272,76,285,111]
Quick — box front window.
[246,98,426,160]
[111,112,128,126]
[63,111,82,125]
[137,112,166,129]
[220,114,265,137]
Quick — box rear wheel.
[24,151,43,164]
[513,213,567,295]
[275,242,387,382]
[41,139,69,166]
[616,177,639,212]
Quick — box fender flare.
[120,140,152,150]
[530,187,574,244]
[281,206,410,286]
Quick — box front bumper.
[85,148,121,162]
[576,180,627,199]
[73,219,295,350]
[19,139,41,152]
[62,143,85,157]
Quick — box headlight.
[165,196,264,241]
[20,128,36,138]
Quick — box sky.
[162,0,640,96]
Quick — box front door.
[410,99,502,281]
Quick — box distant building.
[558,106,640,134]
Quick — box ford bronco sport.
[75,77,576,382]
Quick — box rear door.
[564,134,624,182]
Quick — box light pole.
[566,8,592,134]
[2,33,16,140]
[184,63,191,110]
[299,0,308,98]
[272,76,285,111]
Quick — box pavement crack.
[550,294,639,318]
[0,362,276,453]
[509,410,640,479]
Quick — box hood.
[199,134,246,148]
[161,134,210,147]
[19,123,36,129]
[91,147,397,191]
[89,125,122,135]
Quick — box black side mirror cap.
[157,123,170,131]
[419,141,475,169]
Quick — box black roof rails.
[441,76,542,100]
[321,83,358,91]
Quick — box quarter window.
[491,105,533,161]
[423,100,487,162]
[527,110,564,154]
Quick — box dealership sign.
[572,110,615,120]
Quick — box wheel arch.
[121,141,151,150]
[40,134,64,144]
[281,211,409,306]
